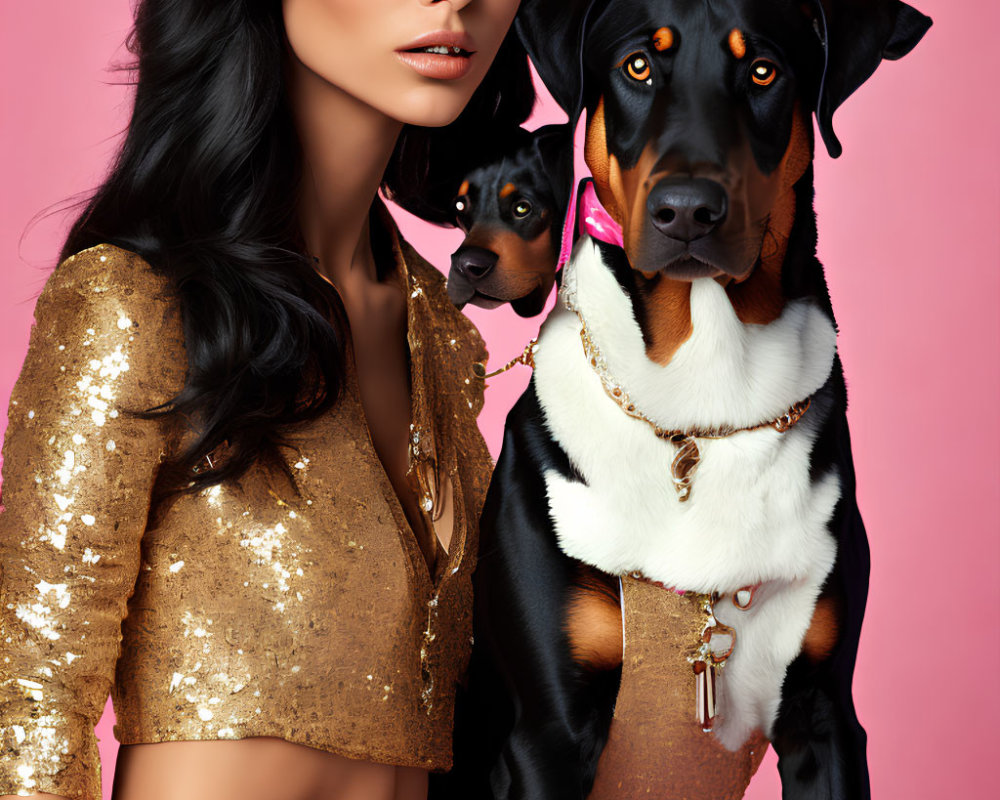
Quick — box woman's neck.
[287,52,403,287]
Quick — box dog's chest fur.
[533,237,842,747]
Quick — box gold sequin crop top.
[0,225,493,799]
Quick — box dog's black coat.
[431,2,930,799]
[439,233,869,800]
[441,382,617,799]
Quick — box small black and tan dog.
[439,1,931,799]
[445,124,574,318]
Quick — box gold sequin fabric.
[0,229,492,798]
[588,576,768,800]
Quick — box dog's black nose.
[647,178,728,242]
[451,246,499,282]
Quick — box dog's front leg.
[772,407,871,800]
[465,384,620,800]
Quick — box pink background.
[1,1,997,798]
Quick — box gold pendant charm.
[567,284,812,505]
[667,433,700,501]
[689,593,736,732]
[694,660,718,730]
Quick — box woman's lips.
[396,30,475,80]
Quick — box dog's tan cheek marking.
[471,230,558,302]
[606,142,693,364]
[498,229,559,275]
[779,104,813,192]
[727,191,791,325]
[621,141,665,258]
[801,596,840,664]
[565,578,624,671]
[519,224,561,298]
[607,154,629,230]
[729,28,747,59]
[597,132,675,255]
[639,276,694,365]
[586,97,625,223]
[499,182,517,199]
[728,105,811,325]
[585,97,610,185]
[586,100,693,362]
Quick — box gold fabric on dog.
[588,576,768,800]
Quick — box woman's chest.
[341,282,411,489]
[122,433,460,735]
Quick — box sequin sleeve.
[0,244,185,799]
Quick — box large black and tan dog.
[446,124,574,318]
[439,1,931,799]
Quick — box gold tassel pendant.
[689,593,736,732]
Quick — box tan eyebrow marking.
[729,28,747,59]
[458,180,470,196]
[499,182,517,199]
[652,27,674,51]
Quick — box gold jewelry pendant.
[666,433,700,501]
[694,660,718,730]
[688,593,736,731]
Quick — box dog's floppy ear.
[531,124,576,214]
[810,0,932,157]
[515,0,601,124]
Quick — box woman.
[0,1,533,799]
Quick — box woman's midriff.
[112,739,429,800]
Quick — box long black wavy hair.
[60,0,535,491]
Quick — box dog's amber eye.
[751,59,778,87]
[624,53,652,83]
[513,199,533,218]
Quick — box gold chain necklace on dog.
[561,280,812,502]
[482,338,538,378]
[479,302,810,502]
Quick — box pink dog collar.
[557,179,625,269]
[578,181,624,248]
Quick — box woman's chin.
[373,74,488,128]
[384,91,471,128]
